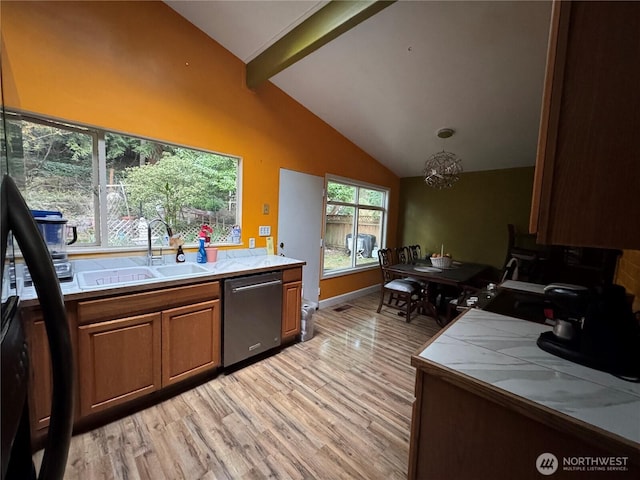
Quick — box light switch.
[258,226,271,236]
[263,203,270,215]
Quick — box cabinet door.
[161,300,220,387]
[282,281,302,341]
[531,1,640,249]
[23,313,52,431]
[77,313,161,417]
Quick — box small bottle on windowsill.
[176,245,186,263]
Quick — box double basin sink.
[76,262,210,290]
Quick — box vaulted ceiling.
[166,1,552,178]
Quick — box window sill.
[322,264,378,280]
[12,242,241,260]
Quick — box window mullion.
[328,200,356,209]
[96,131,108,246]
[351,205,358,268]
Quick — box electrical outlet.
[259,226,271,236]
[249,237,255,249]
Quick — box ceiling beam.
[246,0,396,90]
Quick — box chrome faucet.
[147,218,173,266]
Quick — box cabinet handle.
[231,280,282,293]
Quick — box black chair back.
[377,248,396,282]
[395,247,410,264]
[408,245,421,263]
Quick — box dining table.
[385,259,493,326]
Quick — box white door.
[278,169,323,305]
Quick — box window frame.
[7,110,242,253]
[322,174,389,278]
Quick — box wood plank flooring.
[35,293,440,479]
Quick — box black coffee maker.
[537,283,640,380]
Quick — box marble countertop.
[417,309,640,445]
[14,248,305,304]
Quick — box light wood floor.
[36,293,440,480]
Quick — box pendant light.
[423,128,463,189]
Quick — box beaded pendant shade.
[423,128,463,189]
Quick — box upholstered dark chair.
[377,248,423,322]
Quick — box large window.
[6,113,240,249]
[323,177,388,275]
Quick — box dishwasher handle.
[231,279,282,293]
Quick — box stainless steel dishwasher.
[223,271,283,367]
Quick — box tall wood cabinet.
[530,1,640,249]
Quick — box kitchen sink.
[76,263,210,290]
[155,263,208,277]
[77,267,159,289]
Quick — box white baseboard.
[318,284,380,310]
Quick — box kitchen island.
[409,309,640,479]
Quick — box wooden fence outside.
[325,215,380,249]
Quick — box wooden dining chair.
[395,245,428,288]
[408,244,422,263]
[395,246,410,264]
[377,248,423,322]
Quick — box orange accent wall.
[616,250,640,312]
[1,1,399,300]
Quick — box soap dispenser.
[176,245,186,263]
[196,237,207,263]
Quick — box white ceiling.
[166,0,552,178]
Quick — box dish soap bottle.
[196,237,207,263]
[176,245,186,263]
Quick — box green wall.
[399,167,535,269]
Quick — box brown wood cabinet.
[21,265,303,438]
[530,1,640,249]
[21,305,78,439]
[281,267,302,341]
[77,312,161,416]
[161,300,220,387]
[76,281,220,417]
[22,310,53,431]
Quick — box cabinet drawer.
[282,267,302,283]
[77,281,220,325]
